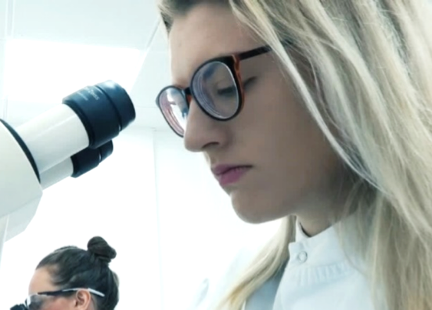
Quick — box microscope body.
[0,80,136,264]
[0,121,42,254]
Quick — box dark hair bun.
[87,236,117,264]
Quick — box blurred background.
[0,1,279,309]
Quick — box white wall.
[0,126,279,310]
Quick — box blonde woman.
[155,1,432,310]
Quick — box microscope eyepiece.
[71,141,114,178]
[63,80,136,149]
[11,80,136,176]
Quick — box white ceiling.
[0,0,171,130]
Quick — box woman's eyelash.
[242,77,257,88]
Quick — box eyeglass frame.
[24,288,104,309]
[155,40,291,137]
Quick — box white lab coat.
[189,221,378,310]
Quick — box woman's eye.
[217,86,237,97]
[215,77,256,97]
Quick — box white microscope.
[0,80,136,265]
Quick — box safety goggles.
[23,288,104,310]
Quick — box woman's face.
[168,4,347,231]
[28,268,76,310]
[27,268,94,310]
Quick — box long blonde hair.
[158,1,432,309]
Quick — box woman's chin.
[229,190,298,224]
[230,191,288,224]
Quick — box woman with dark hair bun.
[20,236,119,310]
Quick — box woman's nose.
[183,99,228,153]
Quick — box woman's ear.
[75,290,92,310]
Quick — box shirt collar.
[288,219,348,266]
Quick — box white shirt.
[189,221,377,310]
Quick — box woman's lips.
[211,165,252,186]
